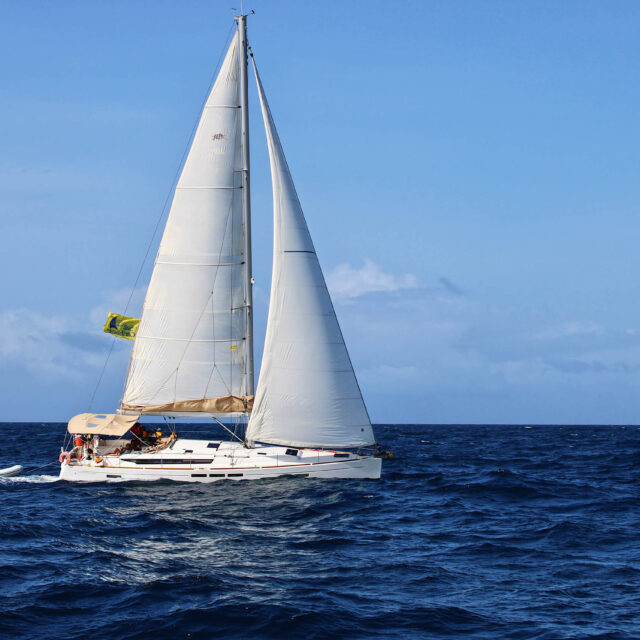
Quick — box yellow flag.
[103,312,140,341]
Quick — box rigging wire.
[26,461,59,474]
[213,417,244,443]
[86,22,237,413]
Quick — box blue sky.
[1,1,640,423]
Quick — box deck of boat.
[59,439,381,482]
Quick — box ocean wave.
[1,424,639,640]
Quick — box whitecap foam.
[0,474,59,484]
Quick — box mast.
[237,14,255,400]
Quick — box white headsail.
[121,33,252,416]
[246,60,376,449]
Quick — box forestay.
[121,33,252,415]
[246,60,375,449]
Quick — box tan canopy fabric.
[121,395,254,415]
[67,413,140,436]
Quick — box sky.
[1,0,640,423]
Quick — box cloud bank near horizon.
[2,261,640,423]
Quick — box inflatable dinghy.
[0,465,23,477]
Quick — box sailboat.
[58,15,382,482]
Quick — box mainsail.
[246,60,376,448]
[121,33,252,416]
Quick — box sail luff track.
[238,14,255,399]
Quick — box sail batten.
[246,60,376,449]
[121,33,249,414]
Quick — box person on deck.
[72,434,84,460]
[130,422,144,451]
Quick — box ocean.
[0,423,638,639]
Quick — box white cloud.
[4,274,640,423]
[332,279,640,422]
[326,259,419,299]
[0,287,143,384]
[0,308,101,381]
[532,321,604,341]
[0,291,145,418]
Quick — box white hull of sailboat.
[58,439,381,483]
[62,20,382,478]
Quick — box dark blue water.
[0,424,638,639]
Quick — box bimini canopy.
[67,413,140,436]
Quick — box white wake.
[0,474,59,484]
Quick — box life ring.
[94,456,104,466]
[59,452,71,465]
